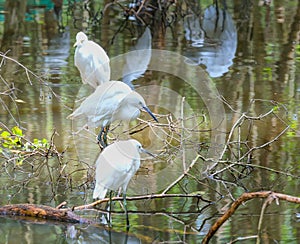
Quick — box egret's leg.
[108,190,112,226]
[123,191,130,228]
[97,126,104,145]
[97,126,109,148]
[97,126,107,148]
[102,126,109,147]
[103,190,113,227]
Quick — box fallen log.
[0,204,93,224]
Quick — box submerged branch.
[74,192,212,211]
[202,191,300,243]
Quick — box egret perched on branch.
[93,139,155,227]
[74,31,110,88]
[67,81,158,147]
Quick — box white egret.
[93,139,154,227]
[67,81,158,147]
[74,31,110,88]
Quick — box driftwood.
[0,204,93,224]
[202,191,300,243]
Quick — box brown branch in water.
[74,192,211,211]
[0,204,93,224]
[0,194,211,224]
[0,194,211,226]
[202,191,300,244]
[56,201,68,209]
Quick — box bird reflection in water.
[184,4,237,78]
[122,27,152,89]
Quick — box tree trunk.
[2,0,27,48]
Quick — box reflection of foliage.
[69,0,210,36]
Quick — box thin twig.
[162,154,200,194]
[181,97,186,171]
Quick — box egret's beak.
[143,106,158,122]
[73,40,82,47]
[140,147,157,158]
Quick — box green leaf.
[2,142,9,148]
[42,138,48,144]
[12,126,23,136]
[1,131,11,139]
[272,105,279,112]
[41,138,49,147]
[16,158,24,166]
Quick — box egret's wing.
[95,147,131,191]
[68,81,132,127]
[93,182,108,199]
[67,85,105,119]
[90,82,132,125]
[91,48,111,84]
[75,40,110,87]
[75,46,97,87]
[74,43,95,74]
[95,140,141,191]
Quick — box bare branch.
[74,192,211,211]
[202,191,300,243]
